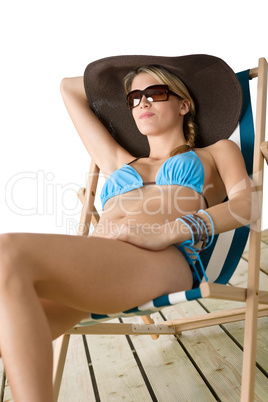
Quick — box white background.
[0,0,267,235]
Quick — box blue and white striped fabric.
[79,70,254,327]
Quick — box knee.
[0,233,18,263]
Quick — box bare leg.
[0,232,192,401]
[0,301,87,361]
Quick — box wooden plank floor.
[1,230,268,401]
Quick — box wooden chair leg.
[0,370,6,402]
[241,294,259,401]
[241,227,261,401]
[53,334,70,401]
[241,56,267,402]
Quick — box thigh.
[4,233,192,314]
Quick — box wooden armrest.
[77,187,86,204]
[77,187,100,227]
[261,141,268,164]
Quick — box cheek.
[131,110,139,126]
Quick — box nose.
[139,94,151,108]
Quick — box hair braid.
[170,109,197,157]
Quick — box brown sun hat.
[84,54,242,156]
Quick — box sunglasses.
[126,84,179,110]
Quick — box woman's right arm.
[60,77,132,174]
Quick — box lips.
[139,112,155,119]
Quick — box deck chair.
[53,57,268,402]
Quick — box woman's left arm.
[198,139,260,234]
[168,139,260,246]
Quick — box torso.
[92,147,227,239]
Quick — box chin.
[137,124,159,137]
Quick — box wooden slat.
[69,322,176,336]
[259,290,268,304]
[77,159,99,236]
[141,314,159,340]
[260,229,268,245]
[57,336,95,401]
[261,140,268,163]
[241,57,267,401]
[200,299,268,368]
[0,359,12,402]
[77,187,100,227]
[160,300,268,401]
[201,256,268,372]
[68,304,268,336]
[84,319,152,401]
[0,360,5,400]
[242,229,268,252]
[243,240,268,275]
[249,66,258,78]
[53,334,70,401]
[200,282,267,304]
[163,306,268,333]
[200,282,246,301]
[122,314,217,401]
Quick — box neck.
[147,130,187,159]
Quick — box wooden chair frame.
[53,58,268,402]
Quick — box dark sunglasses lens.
[127,91,140,109]
[127,85,169,109]
[145,86,168,102]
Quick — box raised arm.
[60,77,132,174]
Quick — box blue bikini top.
[100,150,208,209]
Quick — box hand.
[107,222,173,251]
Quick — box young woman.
[0,56,259,401]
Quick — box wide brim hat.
[84,54,242,156]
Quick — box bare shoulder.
[204,139,245,168]
[206,139,241,156]
[195,139,242,167]
[204,139,250,195]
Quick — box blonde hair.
[124,65,197,156]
